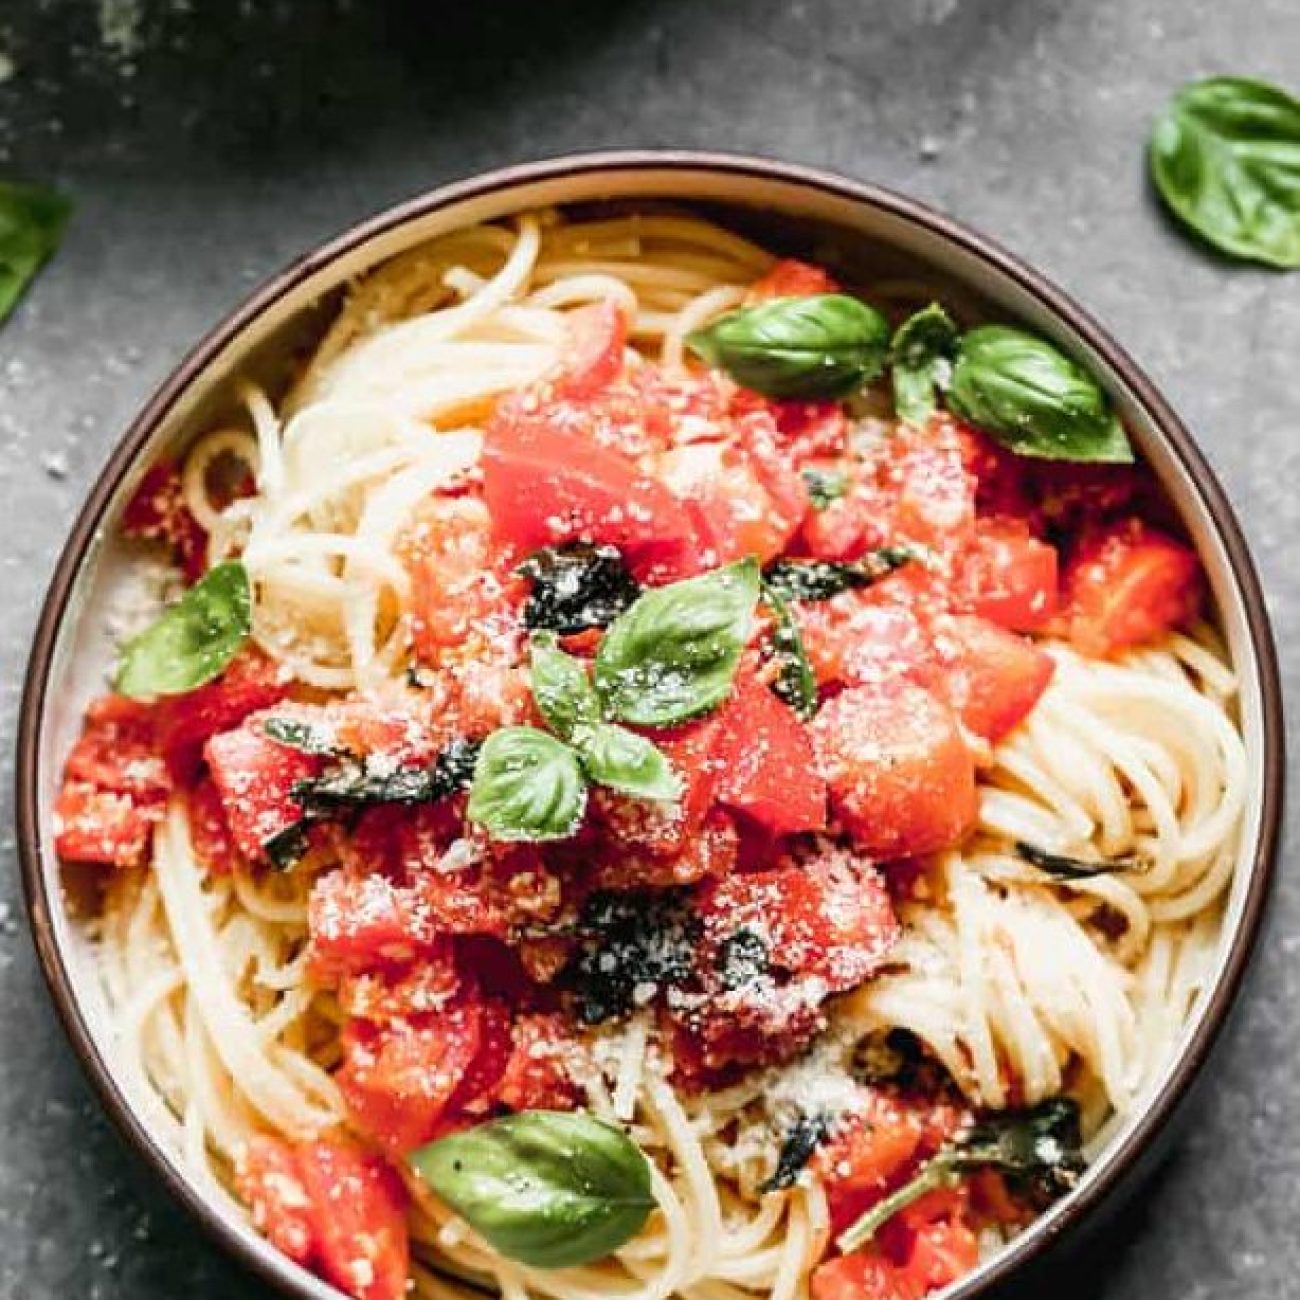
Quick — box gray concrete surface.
[0,1,1296,1297]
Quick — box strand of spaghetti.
[661,286,748,369]
[152,805,338,1136]
[180,429,260,532]
[527,274,640,318]
[241,381,284,497]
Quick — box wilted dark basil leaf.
[411,1110,654,1268]
[261,717,339,755]
[293,738,480,815]
[686,294,890,400]
[714,927,770,991]
[761,582,817,720]
[519,543,641,635]
[1016,840,1149,880]
[0,181,72,325]
[762,548,917,603]
[890,303,959,427]
[947,326,1133,463]
[1150,77,1300,269]
[263,821,312,871]
[762,1114,831,1193]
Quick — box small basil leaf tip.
[467,726,587,842]
[595,558,761,728]
[410,1110,655,1269]
[530,632,601,741]
[114,561,252,699]
[1150,76,1300,269]
[0,181,72,325]
[890,303,959,427]
[686,293,890,400]
[947,325,1133,464]
[576,722,681,802]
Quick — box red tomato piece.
[795,593,935,690]
[714,675,827,835]
[204,724,320,864]
[768,400,850,462]
[750,258,840,300]
[64,696,168,799]
[925,615,1055,743]
[338,955,461,1025]
[121,459,208,583]
[1061,517,1202,658]
[308,870,444,982]
[887,428,977,552]
[154,649,290,780]
[810,682,977,859]
[554,300,628,399]
[498,1013,580,1112]
[337,1001,482,1155]
[444,997,513,1119]
[236,1135,316,1266]
[482,404,703,581]
[53,782,160,868]
[293,1140,410,1300]
[884,1188,979,1295]
[186,775,239,874]
[811,1253,921,1300]
[957,518,1060,633]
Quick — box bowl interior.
[20,156,1281,1300]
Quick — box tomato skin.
[204,724,320,863]
[887,427,977,552]
[498,1013,580,1111]
[1062,517,1202,657]
[810,682,977,859]
[53,782,161,867]
[64,696,168,798]
[750,258,840,300]
[482,405,703,581]
[554,300,628,399]
[957,518,1060,633]
[121,459,208,583]
[925,614,1055,743]
[885,1188,979,1294]
[186,775,238,873]
[308,870,444,982]
[236,1135,316,1266]
[714,675,827,835]
[796,592,935,690]
[811,1253,920,1300]
[769,400,850,462]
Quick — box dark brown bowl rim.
[15,149,1285,1300]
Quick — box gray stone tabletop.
[0,1,1295,1297]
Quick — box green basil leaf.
[762,582,817,720]
[530,632,601,740]
[801,466,849,511]
[890,303,959,427]
[114,561,252,699]
[411,1110,655,1268]
[595,558,760,727]
[762,547,918,603]
[518,543,641,635]
[0,181,72,325]
[467,726,587,842]
[261,716,340,755]
[686,293,890,400]
[1150,77,1300,269]
[576,722,681,802]
[947,325,1133,463]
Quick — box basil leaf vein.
[114,561,252,699]
[0,181,72,325]
[686,293,890,400]
[467,727,587,841]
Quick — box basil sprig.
[1150,77,1300,269]
[0,181,72,325]
[531,632,603,740]
[115,561,252,699]
[947,326,1133,463]
[578,722,680,801]
[411,1110,655,1268]
[686,294,890,400]
[595,558,760,727]
[890,303,959,427]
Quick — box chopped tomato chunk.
[53,782,160,867]
[811,1252,921,1300]
[750,258,840,300]
[795,592,935,690]
[810,682,977,859]
[498,1013,580,1111]
[121,459,208,582]
[236,1135,316,1266]
[554,300,628,399]
[64,696,168,798]
[957,518,1060,633]
[186,775,238,873]
[1061,517,1202,657]
[883,1188,979,1294]
[308,870,444,982]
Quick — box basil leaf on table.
[890,303,959,427]
[467,726,587,841]
[1150,76,1300,269]
[0,181,72,325]
[411,1110,655,1268]
[114,561,252,699]
[518,543,641,635]
[762,548,917,603]
[947,325,1133,463]
[575,722,682,802]
[686,293,890,400]
[595,558,760,727]
[530,632,601,740]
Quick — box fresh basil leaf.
[1150,77,1300,269]
[293,738,480,814]
[890,303,959,427]
[762,1114,830,1193]
[595,559,760,728]
[801,466,849,511]
[762,548,917,603]
[1016,840,1149,880]
[762,582,817,720]
[576,722,681,802]
[686,294,890,400]
[411,1110,654,1268]
[467,726,587,842]
[947,325,1133,463]
[0,181,72,325]
[261,717,339,756]
[530,632,601,741]
[518,543,641,635]
[115,561,252,699]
